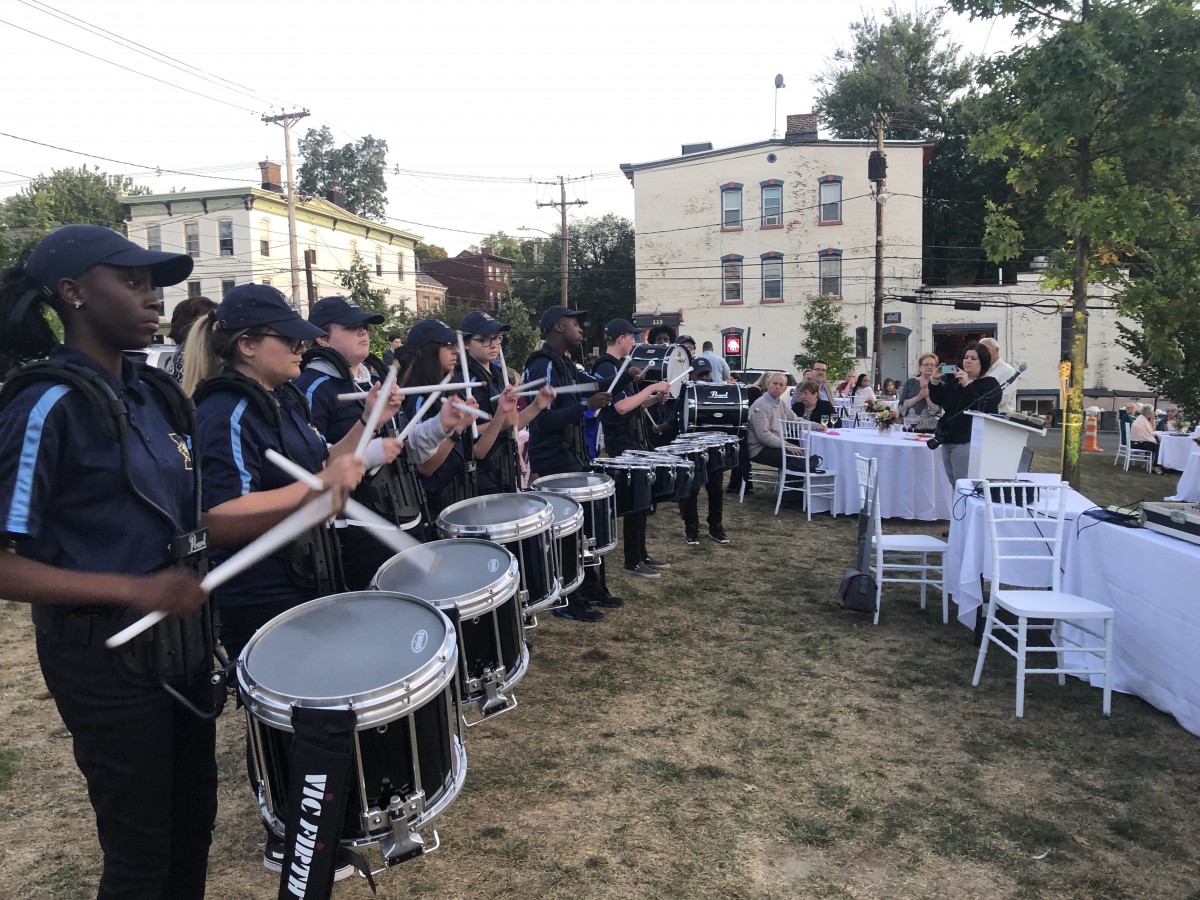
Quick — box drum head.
[239,591,455,729]
[525,491,584,538]
[373,539,519,619]
[437,493,552,542]
[531,471,616,500]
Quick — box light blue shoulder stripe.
[305,374,331,408]
[230,398,253,495]
[5,384,71,534]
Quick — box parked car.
[124,344,179,372]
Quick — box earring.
[73,301,83,309]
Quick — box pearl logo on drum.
[488,558,500,573]
[412,630,428,653]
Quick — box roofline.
[620,136,936,174]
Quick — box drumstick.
[105,493,336,650]
[608,354,633,392]
[668,366,693,386]
[396,372,452,444]
[456,331,478,439]
[355,361,399,457]
[491,376,545,402]
[337,382,482,402]
[452,401,491,421]
[521,382,597,398]
[498,346,522,448]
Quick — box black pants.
[1132,440,1160,465]
[728,433,751,489]
[36,633,217,900]
[622,510,650,568]
[681,468,724,528]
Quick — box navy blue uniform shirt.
[459,357,509,492]
[524,346,598,475]
[402,393,467,497]
[195,369,329,608]
[0,347,193,581]
[593,352,642,455]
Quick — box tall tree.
[297,126,389,221]
[414,242,448,263]
[793,294,857,383]
[566,214,636,351]
[469,231,523,259]
[950,0,1200,486]
[337,250,394,358]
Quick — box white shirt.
[988,357,1017,415]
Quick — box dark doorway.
[932,323,996,368]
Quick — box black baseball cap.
[405,318,457,349]
[25,224,194,292]
[308,295,385,329]
[215,284,326,341]
[676,334,697,346]
[691,357,713,377]
[604,318,638,340]
[539,306,588,333]
[460,310,510,337]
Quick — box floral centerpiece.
[865,399,901,433]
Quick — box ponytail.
[0,263,62,373]
[181,312,255,395]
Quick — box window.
[146,224,162,252]
[761,181,783,227]
[819,176,843,224]
[218,219,234,256]
[221,279,235,297]
[396,252,405,279]
[260,220,271,256]
[819,248,843,296]
[186,280,202,299]
[375,247,383,277]
[720,183,743,229]
[721,254,743,304]
[761,252,783,302]
[184,222,200,259]
[261,277,272,287]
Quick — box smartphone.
[940,364,958,375]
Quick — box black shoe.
[726,484,740,495]
[622,562,661,578]
[642,555,671,569]
[709,525,730,545]
[263,836,286,874]
[587,594,624,608]
[553,603,604,622]
[685,527,700,546]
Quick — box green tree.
[793,295,857,383]
[337,250,394,358]
[469,231,523,259]
[950,0,1200,485]
[567,214,636,351]
[493,295,540,374]
[414,242,448,262]
[297,126,389,221]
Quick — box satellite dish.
[774,74,785,89]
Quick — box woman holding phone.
[927,343,1000,485]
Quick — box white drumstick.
[520,382,597,398]
[396,372,452,444]
[452,401,491,421]
[105,493,336,650]
[491,376,545,402]
[456,332,479,439]
[668,366,694,386]
[355,362,399,457]
[498,346,521,446]
[337,381,482,402]
[608,354,633,392]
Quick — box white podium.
[966,412,1047,480]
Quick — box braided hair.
[0,259,64,374]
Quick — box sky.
[1,0,1017,253]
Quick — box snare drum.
[592,458,655,517]
[239,591,465,866]
[525,491,586,597]
[675,432,740,472]
[373,539,527,722]
[437,494,560,615]
[628,342,692,398]
[660,443,709,495]
[676,382,750,434]
[625,452,694,502]
[531,472,617,561]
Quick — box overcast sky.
[1,0,1016,252]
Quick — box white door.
[881,334,908,386]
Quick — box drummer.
[458,310,547,494]
[593,318,672,579]
[674,358,732,546]
[523,306,615,621]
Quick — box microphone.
[1000,362,1028,389]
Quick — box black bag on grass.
[837,460,878,615]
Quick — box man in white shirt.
[979,337,1016,415]
[697,341,732,382]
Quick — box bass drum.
[676,382,750,435]
[627,343,692,398]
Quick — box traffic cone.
[1083,410,1102,452]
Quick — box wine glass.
[821,415,831,429]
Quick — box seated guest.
[899,353,940,417]
[1130,404,1165,474]
[747,371,804,468]
[791,379,836,428]
[728,371,772,495]
[847,373,876,415]
[881,378,899,400]
[1119,401,1139,443]
[1165,406,1181,433]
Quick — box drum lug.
[377,791,430,864]
[464,666,516,727]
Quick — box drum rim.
[531,471,616,500]
[524,491,584,538]
[436,493,554,542]
[372,538,520,620]
[238,591,458,731]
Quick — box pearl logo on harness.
[411,630,428,653]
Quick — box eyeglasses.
[249,332,307,353]
[438,341,458,349]
[471,335,504,346]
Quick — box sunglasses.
[250,332,307,353]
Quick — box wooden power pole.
[869,114,888,388]
[536,176,588,308]
[262,109,310,311]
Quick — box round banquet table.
[808,427,954,520]
[1157,432,1198,471]
[1167,446,1200,502]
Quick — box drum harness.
[525,347,593,472]
[467,355,520,492]
[0,359,225,719]
[592,352,652,453]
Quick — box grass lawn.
[0,451,1195,899]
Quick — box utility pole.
[262,109,310,311]
[868,113,888,388]
[536,176,588,308]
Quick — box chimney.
[785,113,819,142]
[258,160,283,193]
[326,186,347,209]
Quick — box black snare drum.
[531,472,617,562]
[239,591,465,869]
[661,444,708,494]
[677,382,750,434]
[675,433,739,473]
[592,458,655,517]
[373,539,527,723]
[624,452,694,502]
[437,494,560,616]
[526,491,586,598]
[628,343,692,398]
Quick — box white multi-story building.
[123,162,421,326]
[620,114,1153,409]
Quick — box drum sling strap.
[527,348,591,471]
[277,706,376,898]
[468,356,520,492]
[0,360,223,716]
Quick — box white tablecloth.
[1060,522,1200,737]
[1168,447,1200,502]
[1158,433,1197,471]
[808,428,953,520]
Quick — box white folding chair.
[1114,429,1153,473]
[738,446,781,503]
[853,453,948,625]
[973,480,1114,717]
[776,419,837,520]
